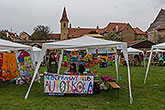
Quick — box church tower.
[60,7,69,40]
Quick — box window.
[64,33,65,35]
[63,23,66,28]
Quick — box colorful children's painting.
[0,53,18,81]
[16,50,35,80]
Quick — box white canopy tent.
[25,35,133,103]
[144,43,165,84]
[146,48,165,53]
[122,47,145,66]
[32,46,41,62]
[127,47,144,55]
[0,39,31,50]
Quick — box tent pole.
[25,48,46,100]
[144,47,153,84]
[115,47,119,81]
[122,43,133,104]
[30,47,40,81]
[57,49,64,74]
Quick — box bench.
[107,81,120,99]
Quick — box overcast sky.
[0,0,164,34]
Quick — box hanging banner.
[0,53,3,77]
[16,50,35,80]
[107,47,116,53]
[1,53,18,81]
[44,74,93,94]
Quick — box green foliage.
[153,32,157,43]
[30,25,51,40]
[103,32,123,41]
[157,34,165,43]
[134,36,147,41]
[0,32,8,40]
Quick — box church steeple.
[60,7,69,22]
[60,7,69,40]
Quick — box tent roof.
[0,39,31,50]
[32,46,41,52]
[43,35,124,49]
[152,42,165,49]
[127,47,144,54]
[147,48,165,53]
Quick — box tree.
[31,25,51,40]
[134,36,147,41]
[103,32,123,41]
[157,34,165,43]
[0,32,8,40]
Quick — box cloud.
[0,0,164,34]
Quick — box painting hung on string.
[0,53,18,81]
[16,50,35,80]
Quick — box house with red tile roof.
[0,30,19,41]
[50,7,147,42]
[133,27,148,40]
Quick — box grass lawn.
[0,65,165,110]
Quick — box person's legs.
[161,60,163,66]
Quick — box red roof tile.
[156,26,165,30]
[133,27,147,35]
[48,34,61,39]
[68,22,129,38]
[68,28,100,38]
[102,22,128,33]
[60,7,69,22]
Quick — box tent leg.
[122,43,133,104]
[25,48,46,100]
[30,47,40,81]
[57,49,64,74]
[115,47,119,81]
[144,48,153,84]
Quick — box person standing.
[158,53,164,67]
[47,53,58,73]
[138,55,142,66]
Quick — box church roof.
[60,7,69,22]
[48,34,61,39]
[68,28,100,38]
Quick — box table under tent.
[144,42,165,84]
[0,38,36,82]
[25,36,133,103]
